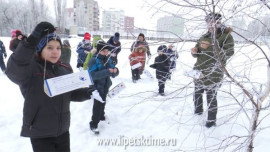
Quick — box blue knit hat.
[113,32,120,42]
[36,33,62,53]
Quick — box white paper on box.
[131,62,142,70]
[44,70,93,97]
[143,69,154,79]
[184,70,203,79]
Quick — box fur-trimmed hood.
[223,26,233,33]
[205,25,233,36]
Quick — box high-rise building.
[157,16,184,37]
[74,0,99,31]
[124,16,134,33]
[102,8,124,32]
[64,8,75,26]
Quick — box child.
[60,39,71,64]
[76,32,92,69]
[10,30,25,52]
[83,36,103,70]
[5,22,93,152]
[128,45,146,83]
[9,29,17,51]
[130,33,151,76]
[166,44,179,79]
[150,45,170,96]
[88,40,119,134]
[107,32,121,65]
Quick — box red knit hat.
[84,32,91,40]
[16,30,22,37]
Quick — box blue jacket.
[166,48,178,69]
[76,40,92,64]
[88,53,119,95]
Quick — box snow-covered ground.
[0,36,269,152]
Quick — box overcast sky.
[67,0,163,30]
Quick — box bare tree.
[54,0,67,33]
[0,0,52,36]
[124,0,270,151]
[29,0,39,30]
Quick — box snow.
[0,37,270,152]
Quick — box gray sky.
[67,0,162,30]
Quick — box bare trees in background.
[140,0,270,151]
[54,0,67,33]
[0,0,269,151]
[0,0,66,36]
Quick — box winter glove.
[91,90,105,103]
[191,47,198,54]
[4,53,7,58]
[111,67,119,78]
[87,85,96,96]
[27,22,55,46]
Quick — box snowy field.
[0,36,269,152]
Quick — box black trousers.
[158,78,166,93]
[30,132,70,152]
[194,83,218,121]
[111,57,118,65]
[76,63,83,68]
[131,68,140,80]
[139,62,145,75]
[0,56,6,72]
[90,93,106,129]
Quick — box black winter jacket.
[107,36,121,55]
[107,36,121,64]
[150,54,170,80]
[11,38,21,52]
[6,40,91,138]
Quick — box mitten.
[111,67,119,78]
[27,22,55,46]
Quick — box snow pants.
[131,68,140,80]
[194,83,219,121]
[158,78,166,93]
[90,93,107,129]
